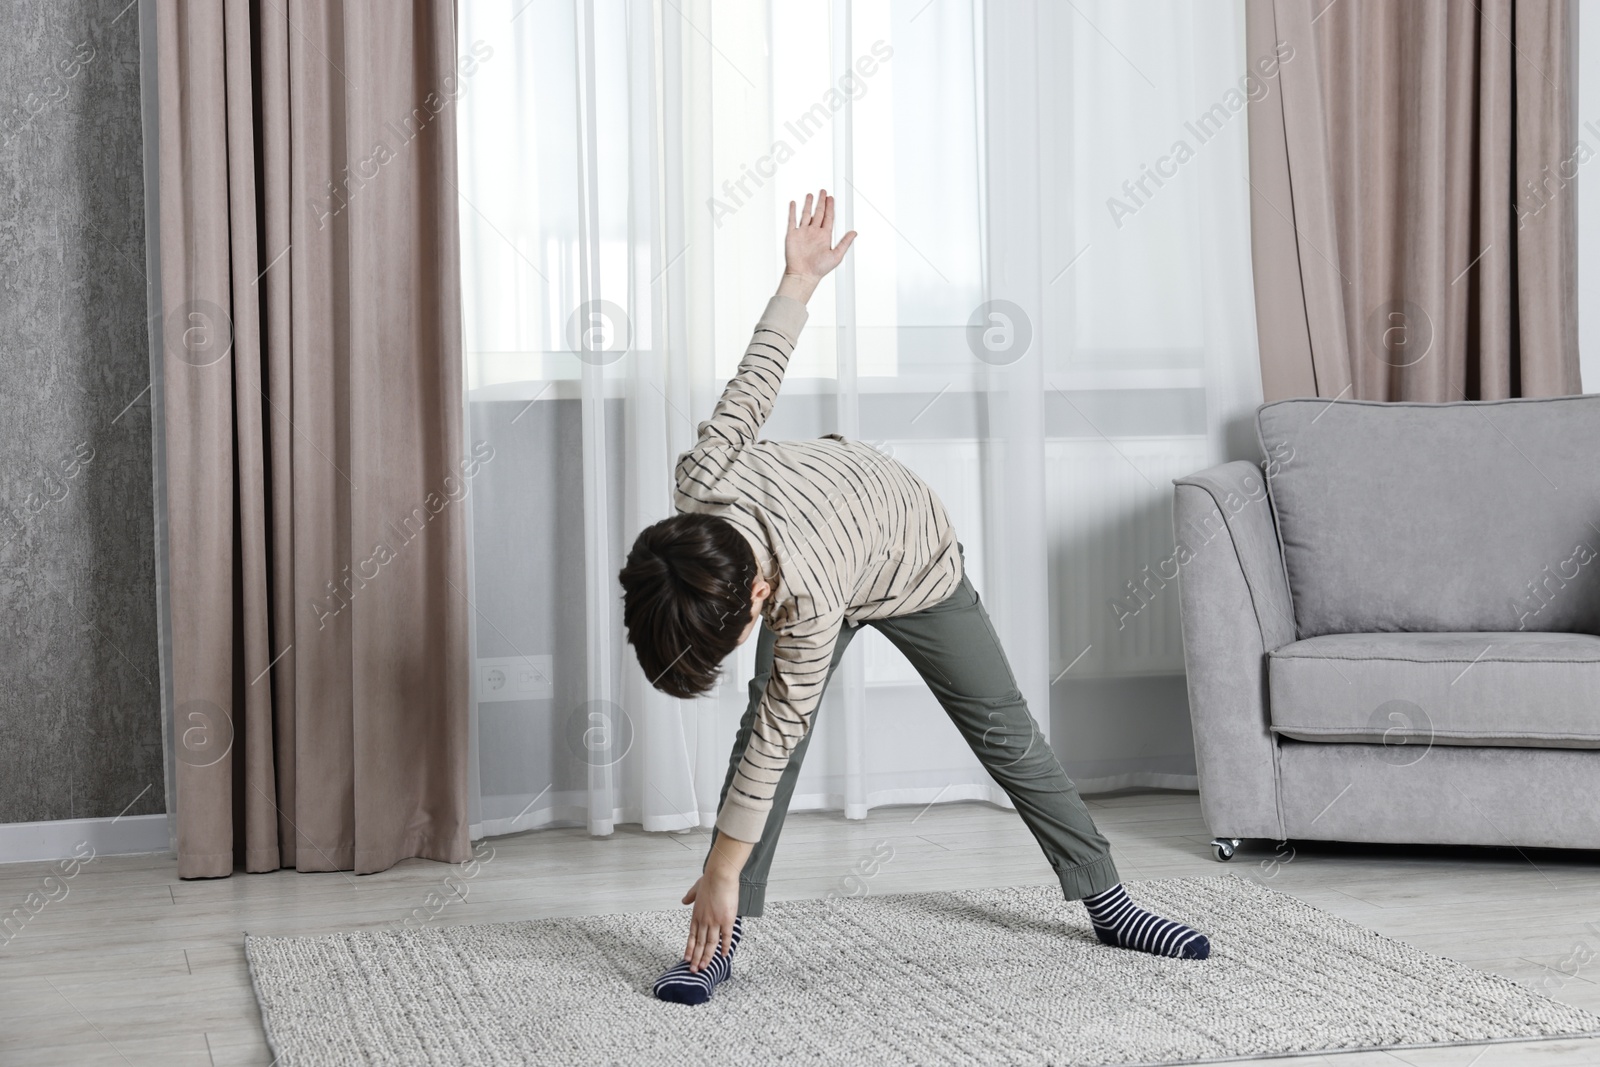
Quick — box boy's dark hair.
[618,513,758,698]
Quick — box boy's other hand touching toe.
[653,869,745,1005]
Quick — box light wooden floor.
[3,790,1600,1066]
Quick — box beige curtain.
[156,0,470,878]
[1247,0,1580,401]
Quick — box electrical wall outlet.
[476,654,554,702]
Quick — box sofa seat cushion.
[1268,631,1600,750]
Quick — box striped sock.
[652,916,744,1005]
[1081,883,1210,960]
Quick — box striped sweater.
[674,294,963,843]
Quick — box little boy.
[619,189,1209,1006]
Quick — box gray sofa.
[1173,396,1600,861]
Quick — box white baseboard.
[0,814,171,865]
[0,777,1198,863]
[1076,772,1199,795]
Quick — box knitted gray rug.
[245,875,1600,1066]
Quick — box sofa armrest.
[1172,460,1295,841]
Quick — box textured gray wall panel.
[0,0,162,822]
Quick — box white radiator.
[1047,437,1211,678]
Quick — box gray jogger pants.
[702,547,1120,916]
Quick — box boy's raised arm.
[686,190,857,454]
[690,296,809,452]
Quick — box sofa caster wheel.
[1210,838,1241,862]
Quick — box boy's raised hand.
[778,188,856,304]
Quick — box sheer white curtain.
[455,0,1262,840]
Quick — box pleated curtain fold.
[1246,0,1580,401]
[156,0,470,878]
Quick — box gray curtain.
[156,0,470,878]
[1246,0,1580,401]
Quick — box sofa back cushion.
[1257,396,1600,638]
